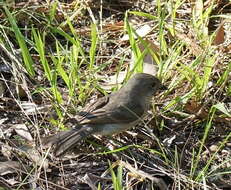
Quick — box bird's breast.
[91,120,139,136]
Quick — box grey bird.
[44,73,166,156]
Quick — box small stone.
[209,145,219,152]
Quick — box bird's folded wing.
[80,103,144,125]
[76,95,110,122]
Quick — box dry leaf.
[121,24,152,41]
[176,32,203,56]
[213,21,225,45]
[185,100,208,119]
[14,124,33,142]
[26,147,49,169]
[0,161,23,176]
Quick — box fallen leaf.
[121,24,152,41]
[213,21,225,45]
[14,124,33,142]
[176,32,203,56]
[0,161,23,175]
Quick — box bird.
[44,73,167,156]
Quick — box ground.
[0,0,230,189]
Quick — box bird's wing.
[76,95,110,123]
[79,101,144,125]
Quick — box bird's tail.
[43,127,92,156]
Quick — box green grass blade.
[89,23,98,70]
[4,6,35,76]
